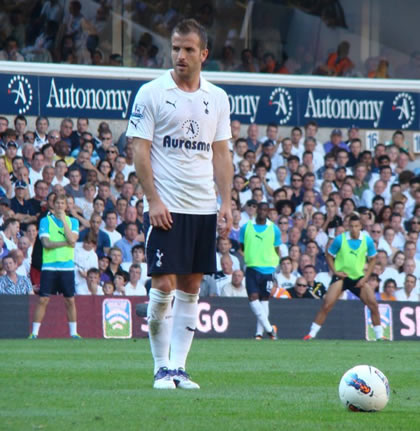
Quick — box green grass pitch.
[0,339,419,431]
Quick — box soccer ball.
[338,365,390,412]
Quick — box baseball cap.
[331,129,342,136]
[348,124,359,131]
[0,197,10,206]
[15,180,28,189]
[292,212,304,219]
[6,141,17,148]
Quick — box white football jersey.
[126,70,231,214]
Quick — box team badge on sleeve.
[132,103,145,119]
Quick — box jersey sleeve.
[213,90,232,143]
[365,234,377,257]
[273,224,281,247]
[126,83,156,141]
[239,224,247,244]
[71,217,79,233]
[38,217,49,238]
[327,234,342,257]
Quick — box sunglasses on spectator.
[106,150,117,154]
[371,230,381,233]
[279,221,288,224]
[48,135,60,139]
[102,137,112,141]
[412,221,420,224]
[297,283,307,287]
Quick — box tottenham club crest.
[392,92,415,129]
[7,75,33,114]
[269,87,293,125]
[182,120,200,139]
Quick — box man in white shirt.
[74,235,99,295]
[395,274,419,301]
[126,18,232,390]
[0,218,19,251]
[121,244,149,286]
[124,264,147,296]
[216,236,240,272]
[220,269,247,297]
[275,257,297,290]
[214,254,234,294]
[103,210,122,246]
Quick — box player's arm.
[132,137,172,230]
[41,237,68,249]
[213,139,233,237]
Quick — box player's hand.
[217,203,233,238]
[56,210,66,222]
[149,198,173,230]
[67,238,77,247]
[335,271,348,279]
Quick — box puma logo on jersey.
[255,235,263,240]
[166,100,176,109]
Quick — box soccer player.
[304,215,383,340]
[28,194,81,339]
[126,19,232,389]
[240,202,280,340]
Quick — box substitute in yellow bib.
[240,202,280,340]
[304,214,384,341]
[28,193,80,339]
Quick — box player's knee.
[152,276,175,293]
[39,296,50,305]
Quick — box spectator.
[380,279,397,301]
[216,236,241,271]
[219,269,247,297]
[64,168,84,198]
[105,247,123,281]
[214,254,234,295]
[395,274,418,301]
[114,222,141,262]
[0,255,32,294]
[0,36,24,61]
[286,277,314,298]
[78,213,111,257]
[302,264,327,299]
[324,129,348,155]
[124,264,147,296]
[0,217,19,251]
[86,268,102,295]
[74,234,98,295]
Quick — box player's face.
[349,220,362,238]
[171,32,208,81]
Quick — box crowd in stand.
[0,112,419,302]
[2,1,420,79]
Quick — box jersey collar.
[164,70,210,92]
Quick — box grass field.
[1,339,419,431]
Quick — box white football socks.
[68,322,77,336]
[373,325,383,340]
[249,300,273,333]
[147,288,174,374]
[170,290,199,371]
[309,322,321,338]
[32,322,41,336]
[256,300,270,336]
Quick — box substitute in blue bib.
[240,202,280,340]
[28,193,81,339]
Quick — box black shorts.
[245,267,274,299]
[39,270,75,298]
[331,274,363,298]
[144,212,217,276]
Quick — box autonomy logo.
[268,87,293,125]
[392,92,415,129]
[103,298,132,339]
[182,119,200,139]
[7,75,33,114]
